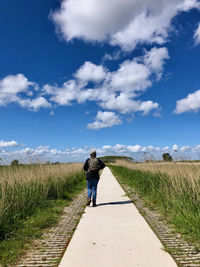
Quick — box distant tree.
[162,153,173,162]
[52,161,60,165]
[46,161,51,165]
[11,159,19,166]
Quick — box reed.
[110,161,200,245]
[0,163,84,241]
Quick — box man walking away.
[83,150,105,207]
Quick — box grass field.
[110,160,200,247]
[0,163,86,266]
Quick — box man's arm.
[98,158,105,170]
[83,158,89,171]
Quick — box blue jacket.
[83,158,105,180]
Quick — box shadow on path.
[97,200,132,206]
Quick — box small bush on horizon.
[11,159,19,166]
[162,153,173,162]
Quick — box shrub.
[11,159,19,166]
[162,153,173,162]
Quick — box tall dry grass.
[0,163,82,184]
[115,159,200,176]
[115,159,200,192]
[111,161,200,244]
[0,163,84,240]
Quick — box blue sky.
[0,0,200,162]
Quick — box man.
[83,150,105,207]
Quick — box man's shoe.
[92,200,97,207]
[87,198,91,206]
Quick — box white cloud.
[137,101,159,115]
[43,47,167,119]
[0,74,50,111]
[1,143,200,163]
[51,0,200,51]
[163,146,169,151]
[18,97,51,111]
[173,144,179,151]
[127,145,141,153]
[110,59,151,92]
[0,140,18,148]
[0,46,168,123]
[0,74,33,106]
[100,93,139,114]
[143,47,169,80]
[51,0,141,43]
[180,145,190,151]
[110,9,170,51]
[102,51,121,62]
[75,61,107,82]
[0,74,32,95]
[179,0,200,11]
[174,89,200,114]
[194,23,200,45]
[44,80,78,106]
[101,94,159,115]
[87,111,121,130]
[0,49,167,125]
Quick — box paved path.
[59,167,177,267]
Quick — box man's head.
[90,150,96,158]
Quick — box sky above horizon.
[0,0,200,163]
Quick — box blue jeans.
[87,179,99,201]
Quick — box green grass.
[0,171,86,266]
[110,165,200,247]
[0,171,85,240]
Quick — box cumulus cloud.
[180,145,190,151]
[0,74,33,106]
[163,146,169,151]
[43,80,78,106]
[110,9,170,51]
[174,89,200,114]
[0,74,50,111]
[75,61,107,82]
[101,94,159,115]
[0,46,168,126]
[194,23,200,45]
[87,111,121,130]
[143,47,169,80]
[41,47,170,128]
[18,97,51,111]
[137,101,159,115]
[102,51,121,62]
[0,140,18,148]
[110,59,151,92]
[1,143,199,163]
[51,0,200,51]
[43,47,168,122]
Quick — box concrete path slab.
[59,167,177,267]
